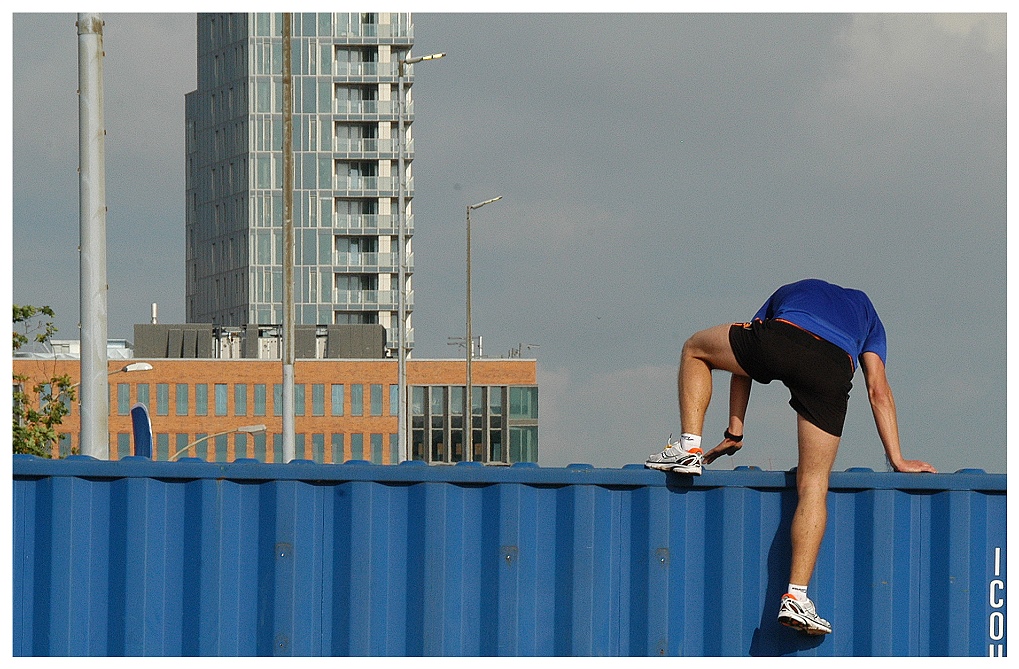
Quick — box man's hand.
[703,437,743,465]
[891,459,937,473]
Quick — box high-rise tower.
[185,12,416,355]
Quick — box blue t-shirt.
[752,279,887,369]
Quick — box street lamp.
[465,196,502,459]
[70,361,153,390]
[169,424,267,462]
[397,50,445,463]
[116,361,153,374]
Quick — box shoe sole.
[778,612,831,636]
[644,462,702,475]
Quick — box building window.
[235,433,247,459]
[331,384,344,416]
[117,384,130,416]
[331,433,344,463]
[215,384,228,416]
[510,386,538,420]
[295,384,305,416]
[196,384,208,416]
[507,387,538,464]
[370,384,383,416]
[411,386,426,461]
[471,387,484,462]
[253,432,268,462]
[510,426,538,463]
[215,434,228,462]
[490,387,504,462]
[351,433,363,460]
[235,384,247,416]
[312,384,325,416]
[59,433,73,458]
[117,433,131,459]
[449,386,464,463]
[175,384,189,416]
[136,383,150,411]
[254,12,271,37]
[273,384,282,416]
[254,384,266,416]
[351,384,363,416]
[312,433,325,463]
[389,384,398,416]
[193,433,208,460]
[370,433,383,464]
[431,386,446,462]
[390,433,398,464]
[175,434,190,460]
[156,384,169,415]
[156,433,169,461]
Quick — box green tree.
[13,305,76,457]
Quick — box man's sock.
[679,433,702,452]
[787,583,809,602]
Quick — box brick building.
[12,356,538,465]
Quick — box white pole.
[77,13,108,459]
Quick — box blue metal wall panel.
[12,455,1006,657]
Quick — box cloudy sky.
[8,9,1008,474]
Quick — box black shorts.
[728,319,854,437]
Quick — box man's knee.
[796,472,832,498]
[795,450,837,497]
[683,326,723,357]
[681,333,702,361]
[682,324,744,375]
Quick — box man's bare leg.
[678,324,748,434]
[789,414,841,586]
[647,324,751,472]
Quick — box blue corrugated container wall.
[12,456,1006,657]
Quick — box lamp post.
[397,50,445,462]
[281,13,296,464]
[465,196,502,459]
[78,13,108,459]
[169,424,267,462]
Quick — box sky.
[6,7,1009,474]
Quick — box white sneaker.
[644,440,703,475]
[777,594,832,635]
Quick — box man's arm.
[727,372,752,437]
[859,351,937,473]
[704,373,752,465]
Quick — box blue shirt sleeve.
[861,313,888,363]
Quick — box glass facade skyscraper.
[185,12,416,353]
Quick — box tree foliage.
[13,305,75,457]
